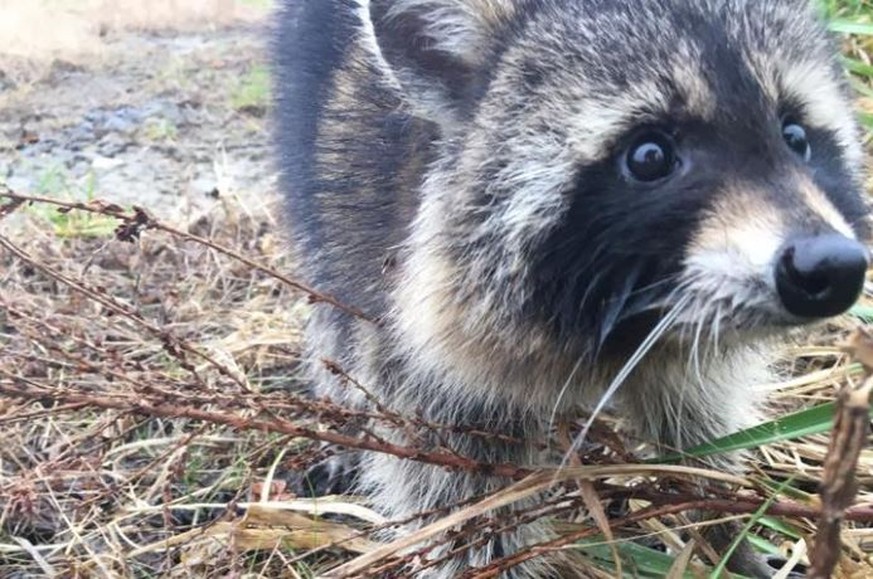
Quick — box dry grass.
[0,193,330,577]
[1,187,872,578]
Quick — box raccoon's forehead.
[478,0,855,162]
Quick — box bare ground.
[0,0,274,226]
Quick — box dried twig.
[809,329,873,578]
[0,188,374,323]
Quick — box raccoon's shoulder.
[271,0,376,258]
[273,0,436,311]
[272,0,360,167]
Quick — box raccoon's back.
[273,0,435,317]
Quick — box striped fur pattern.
[273,1,869,576]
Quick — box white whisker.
[558,293,692,471]
[691,310,705,386]
[548,356,585,449]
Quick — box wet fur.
[274,1,868,576]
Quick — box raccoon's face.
[371,0,870,359]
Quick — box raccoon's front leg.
[704,520,798,579]
[294,308,368,497]
[358,418,563,578]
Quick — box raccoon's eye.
[624,132,677,183]
[782,120,811,162]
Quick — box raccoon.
[273,0,870,576]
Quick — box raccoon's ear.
[368,0,513,126]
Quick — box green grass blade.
[829,19,873,35]
[578,541,708,578]
[842,56,873,78]
[658,388,870,462]
[850,305,873,322]
[756,516,803,540]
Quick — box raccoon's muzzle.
[775,233,868,318]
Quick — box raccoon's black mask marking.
[530,146,708,350]
[531,111,867,351]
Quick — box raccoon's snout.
[775,234,868,318]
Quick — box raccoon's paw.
[762,553,806,579]
[294,453,359,497]
[705,520,806,579]
[726,547,806,579]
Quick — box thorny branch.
[0,370,534,480]
[3,373,873,526]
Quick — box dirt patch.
[0,0,274,226]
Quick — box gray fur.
[273,0,868,576]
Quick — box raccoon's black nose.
[775,234,868,318]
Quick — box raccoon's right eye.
[781,119,811,162]
[624,132,678,183]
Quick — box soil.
[0,16,275,224]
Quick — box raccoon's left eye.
[623,131,678,183]
[782,120,811,162]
